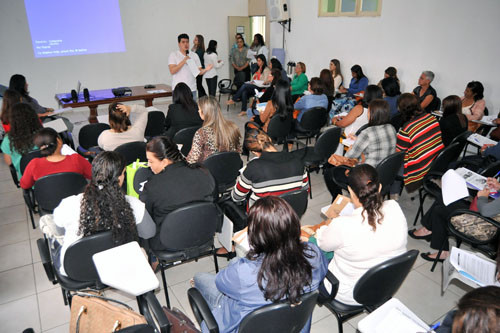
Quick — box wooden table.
[55,84,172,123]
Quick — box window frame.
[318,0,382,17]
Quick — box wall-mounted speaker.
[267,0,289,22]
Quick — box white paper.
[146,89,167,94]
[43,118,67,133]
[52,107,72,115]
[449,247,500,287]
[321,202,355,218]
[467,133,497,147]
[186,58,200,77]
[216,215,234,252]
[61,144,77,155]
[472,115,497,126]
[342,138,355,147]
[455,167,487,190]
[254,89,264,98]
[441,169,469,206]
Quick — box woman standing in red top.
[20,128,92,189]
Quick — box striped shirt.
[346,124,396,166]
[396,113,444,192]
[231,151,309,208]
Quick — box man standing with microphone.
[168,33,212,100]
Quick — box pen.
[428,322,441,332]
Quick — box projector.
[112,87,132,97]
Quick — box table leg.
[88,105,98,123]
[144,98,153,107]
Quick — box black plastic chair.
[144,111,166,140]
[8,164,20,188]
[480,161,500,177]
[173,125,201,156]
[317,250,419,333]
[203,151,243,197]
[279,188,308,218]
[376,151,405,197]
[431,209,500,272]
[267,114,293,149]
[34,172,87,215]
[218,79,238,111]
[77,123,110,155]
[150,202,221,309]
[188,287,319,333]
[19,150,44,228]
[294,107,328,145]
[413,142,463,225]
[291,127,342,198]
[114,141,147,165]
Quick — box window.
[319,0,382,17]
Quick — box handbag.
[450,213,499,242]
[162,306,200,333]
[69,292,147,333]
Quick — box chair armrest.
[187,287,219,333]
[317,270,339,305]
[244,121,262,131]
[36,238,57,284]
[139,291,171,333]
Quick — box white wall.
[270,0,500,112]
[0,0,248,108]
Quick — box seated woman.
[186,96,241,164]
[245,68,281,120]
[316,164,407,305]
[381,77,401,118]
[324,99,397,199]
[439,95,468,146]
[409,177,500,262]
[97,102,149,151]
[1,89,22,132]
[332,85,383,137]
[290,62,308,101]
[52,151,156,276]
[412,71,438,112]
[251,79,293,133]
[462,81,486,131]
[164,82,203,138]
[227,54,271,116]
[377,66,400,87]
[1,103,42,177]
[294,77,329,122]
[331,65,369,115]
[20,128,92,189]
[393,93,444,193]
[329,59,343,93]
[269,58,288,85]
[141,136,216,249]
[232,129,309,208]
[193,196,328,333]
[320,69,335,99]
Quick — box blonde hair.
[198,96,241,151]
[244,128,274,153]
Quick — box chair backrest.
[114,141,147,165]
[203,151,243,194]
[34,172,87,213]
[279,189,308,218]
[173,125,201,156]
[353,250,418,308]
[144,111,165,138]
[314,127,342,160]
[64,231,115,282]
[355,123,370,136]
[267,115,293,142]
[218,79,232,91]
[449,130,471,152]
[78,123,111,149]
[376,151,405,195]
[480,161,500,177]
[159,202,220,251]
[20,150,43,174]
[427,142,462,175]
[299,107,328,132]
[239,290,319,333]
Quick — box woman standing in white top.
[316,164,407,305]
[330,59,343,93]
[98,102,149,151]
[204,40,224,97]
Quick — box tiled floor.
[0,100,471,332]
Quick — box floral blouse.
[186,126,241,164]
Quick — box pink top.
[461,98,485,121]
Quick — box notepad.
[467,133,496,146]
[43,118,67,133]
[186,58,200,77]
[52,107,73,114]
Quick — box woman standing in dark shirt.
[439,95,468,146]
[192,34,207,98]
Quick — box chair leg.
[413,188,424,226]
[307,170,312,199]
[431,237,447,272]
[333,312,344,333]
[61,288,68,306]
[213,249,219,273]
[160,265,171,309]
[28,207,36,229]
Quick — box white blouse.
[203,52,224,79]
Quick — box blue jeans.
[194,272,223,309]
[246,108,258,120]
[232,83,257,111]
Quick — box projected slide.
[24,0,126,58]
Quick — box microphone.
[186,50,189,55]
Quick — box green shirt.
[0,135,35,178]
[291,73,308,96]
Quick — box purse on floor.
[162,306,200,333]
[69,292,147,333]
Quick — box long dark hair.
[269,68,282,86]
[330,59,342,79]
[398,93,423,124]
[108,102,131,133]
[34,128,60,157]
[1,89,21,125]
[256,54,267,72]
[351,65,366,83]
[78,151,138,244]
[271,79,293,119]
[194,34,205,52]
[251,33,265,48]
[442,95,467,128]
[9,74,30,99]
[451,286,500,333]
[270,58,283,71]
[368,99,391,126]
[247,196,313,304]
[9,103,42,154]
[348,164,384,231]
[146,136,189,166]
[173,82,198,113]
[361,85,383,108]
[466,81,484,101]
[320,69,335,97]
[206,40,217,55]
